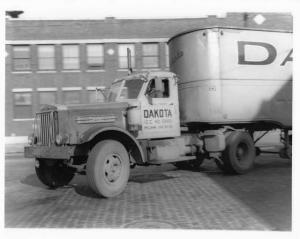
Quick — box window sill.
[61,70,81,73]
[86,69,106,72]
[37,70,57,73]
[62,87,82,91]
[117,69,136,72]
[13,118,34,121]
[141,68,161,71]
[11,71,32,74]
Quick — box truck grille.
[35,111,59,145]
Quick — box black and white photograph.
[2,0,298,236]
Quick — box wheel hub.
[104,154,122,183]
[236,143,248,161]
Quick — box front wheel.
[86,140,130,198]
[221,131,255,174]
[35,158,75,188]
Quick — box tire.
[35,158,75,188]
[86,140,130,198]
[221,131,255,174]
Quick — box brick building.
[5,12,292,136]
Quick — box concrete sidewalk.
[5,136,27,155]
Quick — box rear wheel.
[221,131,255,174]
[86,140,130,198]
[35,158,75,188]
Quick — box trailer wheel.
[221,131,255,174]
[35,158,75,188]
[86,140,130,198]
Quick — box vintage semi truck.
[25,27,292,198]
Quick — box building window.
[142,43,159,68]
[12,45,31,71]
[38,45,55,70]
[165,44,170,68]
[118,44,135,69]
[87,44,104,70]
[63,90,81,104]
[39,91,57,106]
[13,92,32,119]
[62,45,79,70]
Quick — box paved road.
[5,154,291,230]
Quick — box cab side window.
[147,78,170,98]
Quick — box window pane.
[39,58,55,70]
[143,44,158,56]
[119,56,135,69]
[63,45,79,57]
[13,46,30,58]
[63,91,81,104]
[14,105,33,119]
[38,45,55,57]
[88,57,104,65]
[118,44,135,69]
[143,56,158,68]
[118,44,135,56]
[14,93,32,105]
[13,45,31,71]
[142,44,158,68]
[63,58,79,70]
[87,44,103,57]
[39,92,56,105]
[14,92,32,119]
[13,59,31,71]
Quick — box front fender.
[79,126,146,164]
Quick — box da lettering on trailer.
[238,41,293,66]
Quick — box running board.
[148,155,196,165]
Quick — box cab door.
[138,76,180,139]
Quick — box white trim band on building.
[12,88,33,92]
[12,118,34,122]
[86,86,106,90]
[6,38,169,45]
[62,87,82,91]
[37,88,58,92]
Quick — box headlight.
[55,134,69,145]
[55,134,63,145]
[28,135,37,145]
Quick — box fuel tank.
[168,27,292,128]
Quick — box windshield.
[107,78,145,102]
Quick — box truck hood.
[39,102,130,144]
[40,102,129,113]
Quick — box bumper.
[24,145,76,159]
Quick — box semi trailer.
[25,27,292,198]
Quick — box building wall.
[5,13,293,136]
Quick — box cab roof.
[113,71,176,83]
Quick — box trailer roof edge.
[167,26,293,44]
